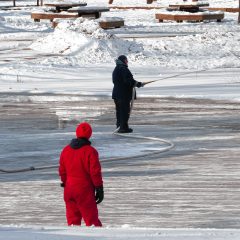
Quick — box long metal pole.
[142,68,209,86]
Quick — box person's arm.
[89,148,103,188]
[122,67,143,88]
[89,148,104,204]
[59,150,67,187]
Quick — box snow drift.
[30,17,144,64]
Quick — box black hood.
[70,138,91,149]
[116,59,127,67]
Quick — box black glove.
[136,82,143,88]
[95,186,104,204]
[60,182,65,188]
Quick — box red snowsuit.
[59,138,103,227]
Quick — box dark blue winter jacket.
[112,60,137,101]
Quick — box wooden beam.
[31,12,78,21]
[203,7,240,13]
[155,12,224,22]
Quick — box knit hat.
[76,122,92,139]
[118,55,128,63]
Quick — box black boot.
[118,128,133,133]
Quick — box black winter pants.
[114,99,131,130]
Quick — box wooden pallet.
[156,12,224,23]
[31,12,79,22]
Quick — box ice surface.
[1,0,240,238]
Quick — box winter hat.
[118,55,128,63]
[76,122,92,139]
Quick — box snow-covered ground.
[0,0,240,239]
[2,226,240,240]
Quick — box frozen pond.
[1,94,240,228]
[1,0,240,233]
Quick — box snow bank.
[30,14,240,70]
[136,24,240,69]
[30,17,144,64]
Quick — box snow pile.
[29,14,240,69]
[140,25,240,69]
[30,17,144,64]
[1,11,50,32]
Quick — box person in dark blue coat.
[112,55,144,133]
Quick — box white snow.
[170,1,210,6]
[1,226,240,240]
[0,0,240,238]
[44,0,87,4]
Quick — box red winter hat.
[76,122,92,139]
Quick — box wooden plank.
[156,13,175,21]
[155,12,224,22]
[174,14,203,21]
[203,7,240,13]
[31,12,79,21]
[99,20,124,29]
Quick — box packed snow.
[28,12,240,68]
[0,0,240,239]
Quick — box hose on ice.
[0,81,175,174]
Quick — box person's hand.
[95,186,104,204]
[136,82,144,88]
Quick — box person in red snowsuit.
[59,122,104,227]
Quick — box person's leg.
[64,188,82,225]
[114,99,121,128]
[76,192,102,227]
[81,206,102,227]
[119,100,131,131]
[65,199,82,225]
